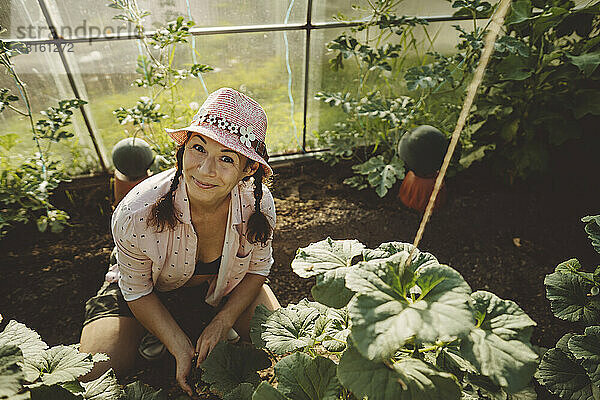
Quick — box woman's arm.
[195,273,266,365]
[127,293,195,396]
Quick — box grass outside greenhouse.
[1,0,600,399]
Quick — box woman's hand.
[195,315,232,367]
[174,346,196,397]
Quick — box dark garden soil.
[1,154,598,399]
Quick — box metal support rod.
[302,0,314,153]
[3,5,526,168]
[4,13,502,46]
[35,0,109,173]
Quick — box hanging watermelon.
[397,125,448,178]
[111,137,155,179]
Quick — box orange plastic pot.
[398,170,446,213]
[113,169,151,207]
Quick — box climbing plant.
[0,32,86,238]
[108,0,213,168]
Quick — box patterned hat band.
[193,110,269,161]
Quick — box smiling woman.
[78,88,281,397]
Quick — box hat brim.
[165,124,273,177]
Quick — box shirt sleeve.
[247,186,276,276]
[111,205,154,301]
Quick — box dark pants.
[84,277,217,340]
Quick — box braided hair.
[245,166,273,245]
[146,134,189,232]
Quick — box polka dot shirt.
[109,168,276,307]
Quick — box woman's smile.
[191,176,217,189]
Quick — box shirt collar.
[173,173,243,227]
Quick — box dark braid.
[246,166,273,245]
[146,138,188,232]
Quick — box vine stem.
[5,55,49,183]
[406,0,512,265]
[6,104,28,116]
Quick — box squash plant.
[0,34,86,238]
[0,316,169,399]
[195,238,540,399]
[536,214,600,399]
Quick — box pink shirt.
[106,168,276,306]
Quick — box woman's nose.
[198,156,217,176]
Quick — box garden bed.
[0,158,598,399]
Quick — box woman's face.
[182,133,257,207]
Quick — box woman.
[79,88,280,396]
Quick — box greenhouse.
[1,0,599,399]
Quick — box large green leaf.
[80,369,121,400]
[122,381,167,400]
[582,215,600,254]
[505,0,533,25]
[459,291,538,393]
[464,374,508,400]
[291,238,365,278]
[199,342,269,396]
[568,326,600,387]
[346,253,473,360]
[535,347,594,400]
[261,299,323,354]
[392,358,461,400]
[571,90,600,119]
[0,345,25,398]
[249,304,274,349]
[496,56,532,81]
[532,7,569,39]
[23,345,96,386]
[223,383,255,400]
[275,353,342,400]
[29,384,81,399]
[373,160,404,198]
[311,267,355,309]
[508,385,538,400]
[318,308,350,352]
[435,347,477,378]
[362,242,438,267]
[545,267,600,324]
[338,345,461,400]
[567,51,600,77]
[0,321,48,360]
[252,382,289,400]
[467,374,537,400]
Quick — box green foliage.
[0,97,82,238]
[107,0,214,167]
[274,353,342,400]
[536,214,600,399]
[468,0,600,181]
[35,99,87,142]
[314,0,496,197]
[0,88,19,113]
[198,342,270,397]
[318,0,600,187]
[202,237,539,399]
[0,31,89,238]
[314,0,440,198]
[0,318,166,399]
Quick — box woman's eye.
[221,156,234,163]
[192,144,205,153]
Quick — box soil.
[1,157,598,399]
